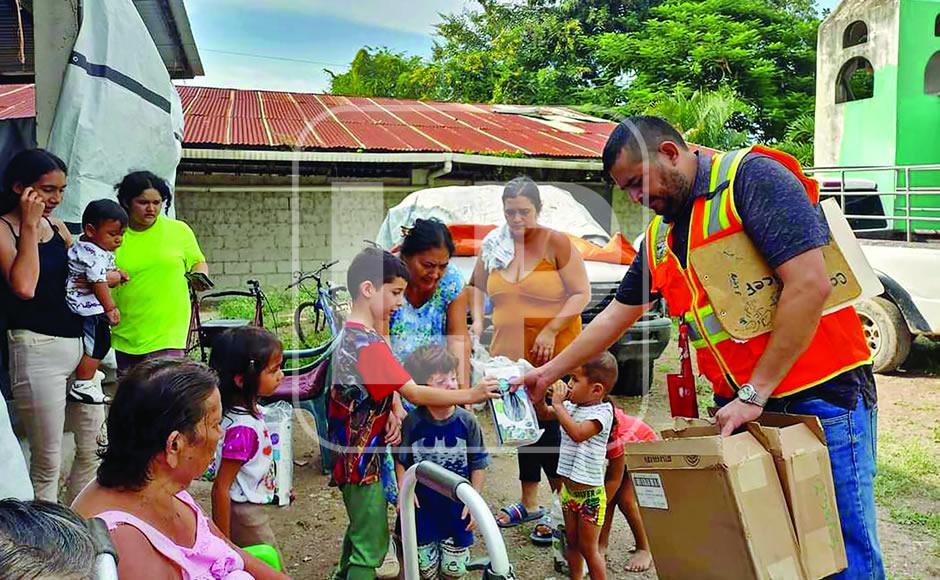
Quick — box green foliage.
[327,0,822,142]
[646,86,751,150]
[326,47,441,100]
[775,112,815,165]
[595,0,819,140]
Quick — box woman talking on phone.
[111,171,209,372]
[0,149,104,503]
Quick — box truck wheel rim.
[858,312,882,356]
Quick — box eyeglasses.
[504,208,533,219]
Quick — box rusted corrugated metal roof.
[0,84,34,120]
[0,84,716,158]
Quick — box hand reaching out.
[470,377,502,402]
[461,505,477,531]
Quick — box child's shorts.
[231,501,277,548]
[418,537,471,579]
[560,483,607,527]
[82,314,111,360]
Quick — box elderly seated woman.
[71,359,288,579]
[0,498,98,579]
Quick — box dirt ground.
[189,341,940,579]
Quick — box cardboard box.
[623,419,804,580]
[747,414,847,579]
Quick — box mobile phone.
[186,271,214,289]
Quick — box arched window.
[926,51,940,95]
[843,20,869,48]
[836,57,875,103]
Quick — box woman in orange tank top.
[469,178,590,366]
[468,176,590,537]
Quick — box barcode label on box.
[632,473,668,510]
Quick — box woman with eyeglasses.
[468,176,590,540]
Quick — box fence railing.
[805,163,940,242]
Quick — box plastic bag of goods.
[486,361,543,447]
[263,400,294,506]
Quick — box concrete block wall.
[175,184,413,291]
[174,175,646,293]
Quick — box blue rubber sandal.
[496,503,546,528]
[529,513,554,546]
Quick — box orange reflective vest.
[646,146,871,399]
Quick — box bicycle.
[186,276,264,362]
[287,260,349,347]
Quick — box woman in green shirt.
[112,171,208,371]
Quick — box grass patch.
[202,291,335,368]
[875,431,940,552]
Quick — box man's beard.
[654,167,692,220]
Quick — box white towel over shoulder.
[481,224,515,272]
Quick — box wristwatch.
[737,383,767,408]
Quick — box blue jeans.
[716,394,885,579]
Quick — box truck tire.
[615,360,654,397]
[855,296,912,373]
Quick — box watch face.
[738,385,756,400]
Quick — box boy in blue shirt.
[396,345,489,579]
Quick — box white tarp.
[376,184,611,250]
[48,0,184,223]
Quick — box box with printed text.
[623,418,804,580]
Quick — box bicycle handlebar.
[285,261,340,290]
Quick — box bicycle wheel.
[293,301,321,347]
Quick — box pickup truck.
[815,176,940,372]
[377,184,672,396]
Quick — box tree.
[594,0,820,140]
[326,0,822,144]
[326,47,440,100]
[647,86,752,150]
[775,113,814,166]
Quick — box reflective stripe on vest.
[644,146,871,398]
[683,305,730,349]
[650,216,670,267]
[702,148,749,239]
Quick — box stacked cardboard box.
[748,414,847,578]
[624,416,846,579]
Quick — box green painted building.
[814,0,940,231]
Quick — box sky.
[181,0,842,94]
[180,0,476,93]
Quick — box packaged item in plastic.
[487,363,543,447]
[263,400,294,506]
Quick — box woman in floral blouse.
[389,219,470,390]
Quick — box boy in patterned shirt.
[328,247,500,580]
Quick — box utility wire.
[201,48,350,69]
